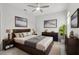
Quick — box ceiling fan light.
[36,7,40,11]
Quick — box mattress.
[14,35,53,51]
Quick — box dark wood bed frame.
[12,29,53,55]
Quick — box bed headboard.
[12,29,31,39]
[13,29,30,33]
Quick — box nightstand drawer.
[5,44,14,49]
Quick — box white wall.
[0,4,3,50]
[0,4,36,50]
[68,3,79,16]
[0,4,1,39]
[67,3,79,38]
[35,11,67,35]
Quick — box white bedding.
[14,35,53,51]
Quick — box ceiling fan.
[27,3,49,13]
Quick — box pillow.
[28,32,32,36]
[15,33,24,38]
[15,33,20,37]
[22,32,28,37]
[19,33,24,37]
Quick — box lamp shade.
[6,29,13,39]
[6,29,13,34]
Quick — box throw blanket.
[24,36,45,48]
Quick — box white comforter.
[14,35,53,51]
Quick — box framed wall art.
[15,16,27,27]
[44,19,57,28]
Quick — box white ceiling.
[8,3,68,16]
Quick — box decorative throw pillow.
[19,33,24,37]
[15,33,20,37]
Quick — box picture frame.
[44,19,57,28]
[15,16,27,27]
[71,8,79,28]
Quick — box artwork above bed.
[44,19,57,28]
[15,16,27,27]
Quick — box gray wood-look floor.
[0,42,66,55]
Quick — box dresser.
[65,35,79,55]
[42,32,58,41]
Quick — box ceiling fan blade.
[40,5,49,8]
[27,5,37,8]
[32,9,36,12]
[40,9,43,13]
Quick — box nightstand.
[3,39,14,50]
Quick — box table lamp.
[6,29,13,40]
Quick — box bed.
[12,29,53,55]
